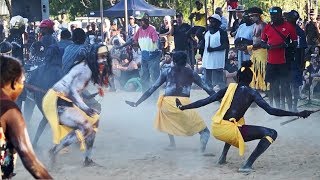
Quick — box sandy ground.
[14,89,320,180]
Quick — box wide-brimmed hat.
[236,5,245,12]
[208,14,221,22]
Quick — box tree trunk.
[5,0,12,18]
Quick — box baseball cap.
[176,12,183,17]
[40,19,55,29]
[135,11,149,20]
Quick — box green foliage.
[49,0,114,20]
[49,0,316,21]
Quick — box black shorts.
[265,63,291,83]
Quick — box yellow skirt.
[42,89,99,147]
[212,118,245,156]
[251,48,268,91]
[154,95,206,136]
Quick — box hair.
[172,51,187,67]
[237,61,253,85]
[0,41,13,54]
[60,29,71,40]
[87,44,113,85]
[247,7,263,15]
[0,55,23,89]
[72,28,86,45]
[164,16,171,22]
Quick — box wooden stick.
[280,109,320,126]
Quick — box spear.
[280,109,320,126]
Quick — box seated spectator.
[132,44,141,66]
[115,53,140,90]
[224,48,238,85]
[301,56,320,97]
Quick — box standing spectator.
[160,16,174,53]
[234,11,254,68]
[58,29,72,49]
[230,5,245,37]
[171,12,193,66]
[39,19,57,49]
[261,7,297,110]
[202,14,229,90]
[128,16,139,39]
[248,7,268,91]
[215,7,228,31]
[62,28,88,74]
[7,16,28,65]
[120,12,161,100]
[227,0,239,29]
[26,23,36,58]
[188,0,206,56]
[305,9,320,46]
[7,16,28,109]
[284,10,308,111]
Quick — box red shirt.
[261,21,297,64]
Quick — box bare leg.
[199,127,210,152]
[165,134,176,150]
[32,117,47,148]
[49,107,94,164]
[238,125,278,173]
[83,120,100,167]
[218,143,231,165]
[23,94,36,122]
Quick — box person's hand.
[175,98,184,110]
[125,100,137,107]
[207,47,214,53]
[298,110,313,118]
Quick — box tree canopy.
[48,0,318,21]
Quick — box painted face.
[12,74,25,101]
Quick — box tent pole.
[125,0,128,40]
[100,0,104,42]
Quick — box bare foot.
[83,158,103,167]
[48,148,56,168]
[164,144,176,151]
[217,156,226,165]
[238,166,254,174]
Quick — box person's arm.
[253,90,311,117]
[208,30,229,52]
[177,87,227,110]
[117,37,134,49]
[126,70,167,107]
[192,71,215,95]
[5,109,52,179]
